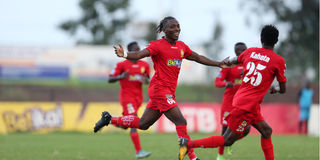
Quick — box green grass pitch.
[0,132,318,160]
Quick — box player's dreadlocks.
[261,25,279,46]
[156,16,176,33]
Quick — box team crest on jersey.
[141,67,145,74]
[180,49,184,58]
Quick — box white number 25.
[243,62,266,86]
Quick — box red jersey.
[109,60,150,103]
[233,47,286,112]
[146,38,192,98]
[215,64,243,110]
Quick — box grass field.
[0,132,318,160]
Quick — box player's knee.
[224,137,236,146]
[262,127,272,138]
[138,122,150,130]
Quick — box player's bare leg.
[253,121,274,160]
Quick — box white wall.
[309,104,319,136]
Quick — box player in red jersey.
[94,16,229,160]
[107,42,151,159]
[214,42,251,160]
[180,25,286,160]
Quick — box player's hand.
[226,82,234,88]
[141,75,149,84]
[119,71,129,79]
[223,57,233,66]
[219,57,231,68]
[270,86,279,94]
[113,43,125,57]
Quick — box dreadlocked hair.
[156,16,176,33]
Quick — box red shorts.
[225,107,264,134]
[146,94,177,113]
[120,100,142,116]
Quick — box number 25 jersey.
[233,47,287,112]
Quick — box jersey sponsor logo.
[180,49,184,58]
[236,120,248,132]
[171,46,178,49]
[127,103,135,114]
[250,52,270,62]
[167,59,182,68]
[129,74,142,81]
[165,94,176,105]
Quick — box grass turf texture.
[0,132,318,160]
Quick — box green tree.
[59,0,130,45]
[241,0,319,82]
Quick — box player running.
[94,16,229,160]
[107,42,151,159]
[180,25,286,160]
[214,42,251,160]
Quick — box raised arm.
[186,51,229,68]
[113,43,150,60]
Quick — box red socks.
[188,135,225,148]
[111,116,140,129]
[261,137,274,160]
[176,125,197,160]
[218,146,224,155]
[130,132,142,154]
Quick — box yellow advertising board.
[0,102,150,134]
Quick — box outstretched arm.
[186,51,229,68]
[108,72,128,83]
[113,43,150,60]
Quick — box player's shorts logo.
[165,94,176,105]
[222,111,229,125]
[236,120,247,132]
[127,103,135,114]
